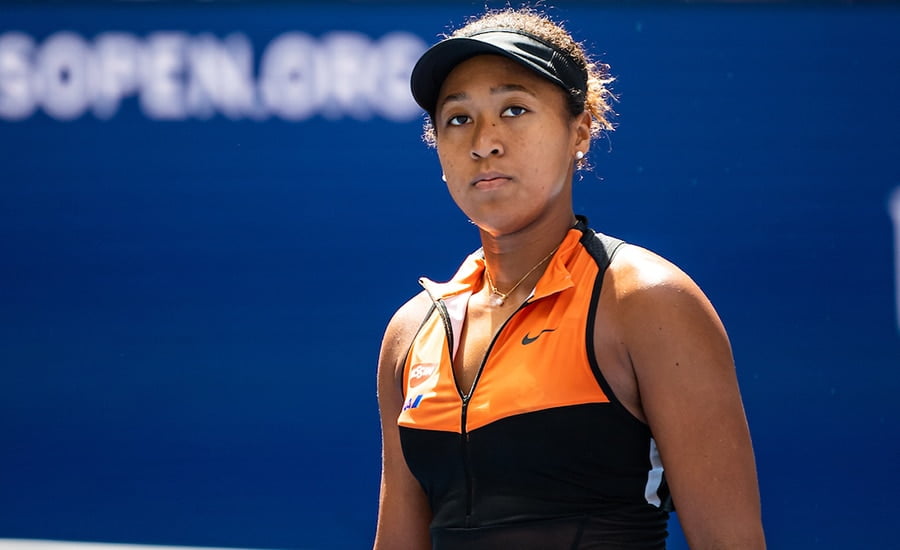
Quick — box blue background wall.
[2,2,899,548]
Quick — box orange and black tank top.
[398,219,671,550]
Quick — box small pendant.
[489,292,506,307]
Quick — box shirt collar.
[418,224,585,302]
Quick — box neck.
[479,211,578,297]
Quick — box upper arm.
[373,291,433,550]
[612,246,765,549]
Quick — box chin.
[470,214,530,238]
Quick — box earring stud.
[575,151,584,160]
[442,174,447,182]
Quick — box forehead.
[437,54,563,104]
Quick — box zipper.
[461,394,474,526]
[420,278,539,527]
[458,298,532,527]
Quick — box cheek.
[522,136,572,196]
[435,150,463,196]
[436,142,456,171]
[437,153,457,184]
[520,136,558,175]
[437,144,471,189]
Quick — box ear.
[573,110,592,156]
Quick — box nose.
[470,121,503,159]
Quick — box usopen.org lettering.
[402,394,423,411]
[890,187,900,333]
[0,30,426,122]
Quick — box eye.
[447,114,470,126]
[501,105,528,118]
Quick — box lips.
[470,171,512,187]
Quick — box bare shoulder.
[605,244,765,548]
[603,242,732,379]
[604,243,726,338]
[607,243,710,303]
[374,290,436,550]
[378,290,434,390]
[594,243,727,421]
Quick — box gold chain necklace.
[484,245,561,307]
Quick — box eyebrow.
[438,83,537,111]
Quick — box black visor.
[410,29,588,116]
